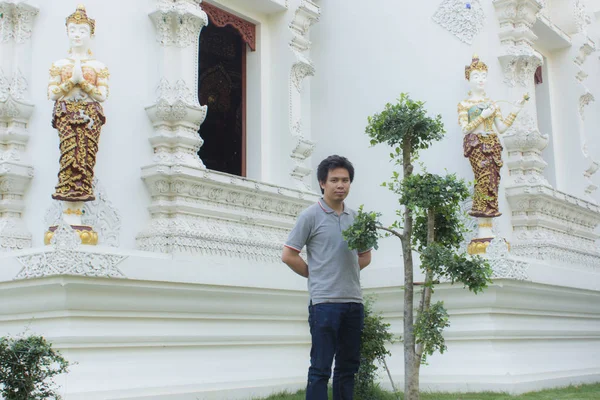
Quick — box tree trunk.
[414,208,436,383]
[402,139,419,400]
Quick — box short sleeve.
[284,209,312,252]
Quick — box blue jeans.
[306,302,364,400]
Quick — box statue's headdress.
[465,54,488,80]
[66,4,96,36]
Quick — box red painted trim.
[241,37,247,177]
[202,2,256,51]
[284,244,301,253]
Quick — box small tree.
[354,296,395,399]
[344,94,492,400]
[0,335,71,400]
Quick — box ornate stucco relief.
[433,0,485,44]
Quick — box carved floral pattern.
[137,215,289,260]
[579,92,594,120]
[0,218,31,252]
[432,0,485,45]
[44,180,122,247]
[137,170,318,257]
[201,2,256,51]
[291,61,315,92]
[506,185,600,269]
[486,238,530,281]
[15,221,127,279]
[0,2,38,44]
[151,0,208,48]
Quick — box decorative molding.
[290,60,315,93]
[137,168,319,257]
[537,0,548,17]
[45,180,122,247]
[0,1,39,44]
[0,217,30,252]
[288,1,319,190]
[503,110,550,187]
[572,36,598,197]
[506,185,600,269]
[145,78,208,169]
[494,0,542,87]
[573,0,591,34]
[501,52,542,88]
[584,162,599,197]
[202,2,256,51]
[137,215,290,259]
[486,238,530,281]
[150,0,208,48]
[579,92,594,120]
[289,0,319,52]
[82,179,122,247]
[15,221,127,279]
[432,0,485,45]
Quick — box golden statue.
[458,55,528,218]
[45,5,108,245]
[458,55,528,254]
[48,4,109,202]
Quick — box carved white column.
[288,0,319,191]
[494,0,549,188]
[0,1,38,251]
[146,0,208,170]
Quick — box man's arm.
[358,249,372,270]
[282,246,309,278]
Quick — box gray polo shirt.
[285,199,371,305]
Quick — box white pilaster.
[288,0,319,191]
[0,0,37,251]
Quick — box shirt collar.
[318,198,349,215]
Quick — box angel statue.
[458,55,529,253]
[45,4,109,245]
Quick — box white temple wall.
[310,0,521,269]
[1,0,599,398]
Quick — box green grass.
[257,383,600,400]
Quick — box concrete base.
[1,248,599,398]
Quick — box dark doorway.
[198,22,245,176]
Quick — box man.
[282,155,372,400]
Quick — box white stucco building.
[1,0,599,398]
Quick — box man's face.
[320,167,351,203]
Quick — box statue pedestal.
[44,201,98,246]
[467,217,509,255]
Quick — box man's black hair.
[317,155,354,194]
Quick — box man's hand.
[281,246,309,278]
[359,250,372,270]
